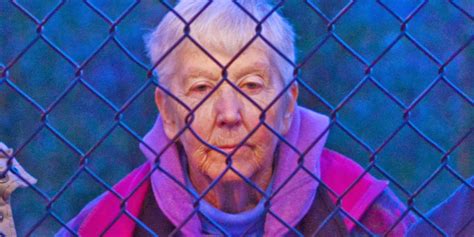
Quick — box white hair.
[145,0,296,86]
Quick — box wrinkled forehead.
[167,40,280,81]
[184,43,271,73]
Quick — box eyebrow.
[184,68,219,81]
[183,62,271,81]
[233,62,270,80]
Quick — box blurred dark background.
[0,0,472,236]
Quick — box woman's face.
[155,44,298,183]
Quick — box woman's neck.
[189,165,273,213]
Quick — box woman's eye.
[244,82,259,89]
[192,84,212,93]
[241,81,263,92]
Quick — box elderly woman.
[57,1,416,236]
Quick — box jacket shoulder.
[55,192,106,236]
[320,148,389,231]
[55,163,151,236]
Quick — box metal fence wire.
[0,0,473,236]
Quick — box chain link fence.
[0,0,473,236]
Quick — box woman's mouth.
[214,144,247,154]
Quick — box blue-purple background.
[1,0,472,235]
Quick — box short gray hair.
[146,0,296,86]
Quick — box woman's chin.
[205,161,256,183]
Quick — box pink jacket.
[59,107,388,236]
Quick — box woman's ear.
[281,82,299,135]
[155,88,178,139]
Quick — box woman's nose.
[215,85,242,129]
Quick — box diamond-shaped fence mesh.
[0,0,472,236]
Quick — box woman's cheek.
[193,105,214,134]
